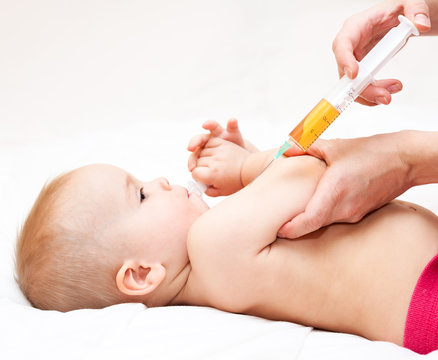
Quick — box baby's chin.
[188,191,210,213]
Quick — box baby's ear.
[116,261,166,296]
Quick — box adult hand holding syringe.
[332,0,432,107]
[279,0,438,240]
[275,15,419,159]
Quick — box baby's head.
[15,164,208,311]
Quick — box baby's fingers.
[225,118,245,147]
[205,186,222,197]
[188,148,200,172]
[187,133,210,152]
[191,166,214,185]
[226,118,239,132]
[188,146,213,172]
[203,120,224,137]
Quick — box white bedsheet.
[0,299,313,359]
[1,0,438,358]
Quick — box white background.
[0,0,437,307]
[0,1,437,358]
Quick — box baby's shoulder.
[186,216,270,311]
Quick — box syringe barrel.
[325,70,373,113]
[325,15,418,113]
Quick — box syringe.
[274,15,419,159]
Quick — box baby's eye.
[140,188,147,202]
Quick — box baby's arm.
[188,121,296,197]
[189,154,326,257]
[188,153,326,315]
[189,136,283,196]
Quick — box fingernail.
[387,84,402,93]
[375,96,388,105]
[414,14,431,28]
[344,67,353,78]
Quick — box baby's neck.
[146,263,192,308]
[167,264,214,308]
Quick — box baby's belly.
[251,200,438,344]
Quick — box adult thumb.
[278,211,322,239]
[283,141,305,157]
[278,175,338,238]
[305,138,331,162]
[283,138,331,158]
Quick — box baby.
[15,119,438,354]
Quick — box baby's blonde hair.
[15,171,123,312]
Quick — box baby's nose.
[155,177,172,190]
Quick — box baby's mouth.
[187,181,207,198]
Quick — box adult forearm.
[399,130,438,186]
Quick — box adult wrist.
[395,130,417,188]
[397,130,438,187]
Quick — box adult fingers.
[305,138,332,162]
[333,38,359,79]
[332,18,362,78]
[356,79,402,106]
[403,0,431,32]
[277,206,327,239]
[282,142,306,157]
[357,83,391,105]
[355,97,380,107]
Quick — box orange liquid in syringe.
[289,98,340,151]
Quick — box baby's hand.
[187,118,257,155]
[189,137,250,197]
